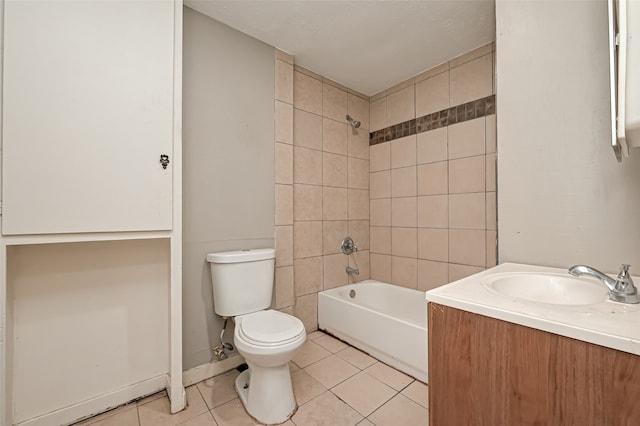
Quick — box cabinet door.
[2,0,174,235]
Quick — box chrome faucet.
[568,264,640,304]
[341,236,358,255]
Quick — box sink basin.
[482,273,609,305]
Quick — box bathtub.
[317,280,428,383]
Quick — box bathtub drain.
[349,289,356,299]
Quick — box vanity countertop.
[425,263,640,356]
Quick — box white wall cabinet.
[2,0,174,235]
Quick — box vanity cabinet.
[2,0,175,235]
[428,303,640,425]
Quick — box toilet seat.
[236,310,305,347]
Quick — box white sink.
[482,272,609,305]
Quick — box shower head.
[345,114,361,129]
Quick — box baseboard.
[182,355,245,387]
[16,375,168,426]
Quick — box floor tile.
[289,361,300,373]
[196,369,239,409]
[73,403,138,425]
[304,354,359,388]
[176,411,218,425]
[83,405,139,426]
[332,371,396,417]
[401,380,429,408]
[364,362,414,391]
[138,386,208,426]
[357,419,375,426]
[292,340,331,368]
[291,370,328,405]
[313,334,349,353]
[368,394,429,426]
[291,392,363,426]
[306,331,324,340]
[211,398,261,426]
[137,390,168,406]
[336,346,377,370]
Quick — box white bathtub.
[317,280,428,383]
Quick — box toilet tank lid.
[206,248,275,264]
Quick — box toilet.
[206,248,306,424]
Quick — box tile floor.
[74,331,429,426]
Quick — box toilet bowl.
[233,310,306,424]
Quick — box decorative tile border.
[369,94,495,146]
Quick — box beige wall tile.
[417,195,448,228]
[323,83,348,122]
[387,77,415,95]
[390,135,417,168]
[418,260,449,291]
[323,118,348,155]
[294,221,323,259]
[348,157,370,190]
[417,127,447,164]
[370,226,391,255]
[449,42,494,69]
[415,71,450,117]
[323,152,348,188]
[450,54,493,106]
[294,65,323,80]
[323,187,348,220]
[370,97,387,131]
[449,263,484,282]
[370,170,391,199]
[387,86,415,126]
[323,220,348,255]
[370,198,391,227]
[348,128,370,160]
[370,142,390,172]
[294,147,322,185]
[486,191,497,231]
[391,166,417,197]
[294,108,322,150]
[276,184,293,225]
[275,142,293,184]
[371,90,386,102]
[415,62,449,83]
[275,60,293,104]
[349,220,370,251]
[392,227,418,258]
[449,229,486,267]
[278,306,294,316]
[486,114,496,154]
[391,256,418,289]
[417,162,448,195]
[294,184,322,221]
[275,225,293,266]
[348,93,370,130]
[449,193,486,230]
[448,117,486,160]
[295,293,318,331]
[294,71,322,114]
[349,250,370,281]
[418,228,448,262]
[486,153,496,192]
[275,266,294,309]
[275,101,293,144]
[323,253,349,290]
[486,230,497,267]
[391,197,417,227]
[348,189,369,220]
[370,253,391,282]
[276,49,294,64]
[294,256,323,296]
[449,156,485,194]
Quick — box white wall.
[182,7,275,370]
[8,239,170,423]
[496,0,640,274]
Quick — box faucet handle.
[618,264,632,279]
[616,264,635,293]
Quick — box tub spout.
[346,266,360,275]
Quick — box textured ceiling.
[185,1,496,96]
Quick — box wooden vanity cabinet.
[428,303,640,425]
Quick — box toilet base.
[235,365,296,425]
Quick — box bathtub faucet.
[346,266,360,275]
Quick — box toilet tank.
[206,248,275,317]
